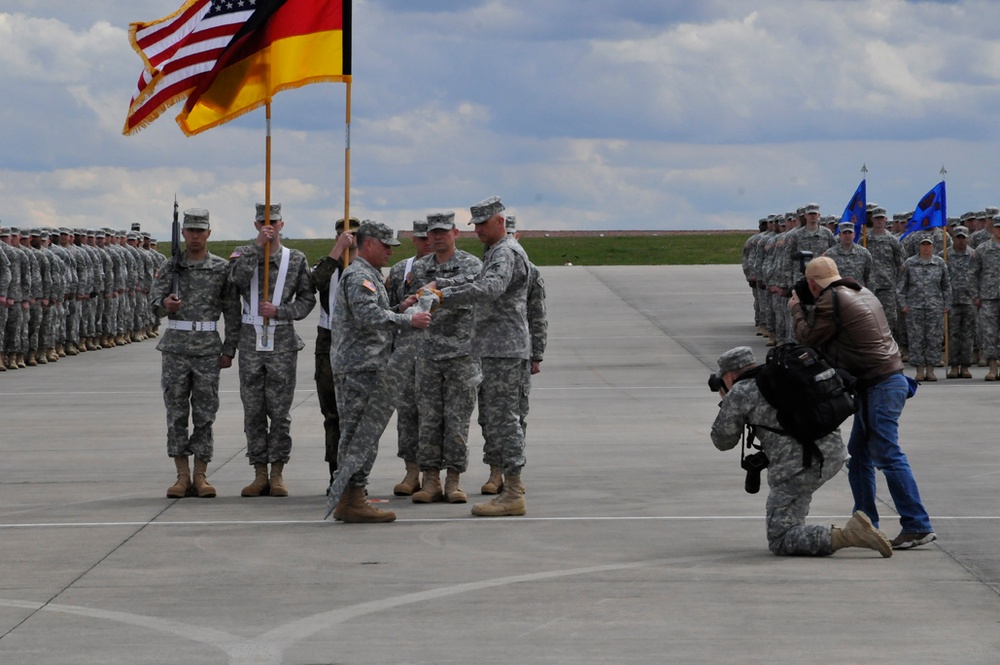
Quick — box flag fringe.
[128,0,206,75]
[123,87,196,136]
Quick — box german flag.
[177,0,351,136]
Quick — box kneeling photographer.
[709,346,892,557]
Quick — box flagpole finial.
[861,163,868,174]
[940,165,947,179]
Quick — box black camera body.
[741,451,769,494]
[790,250,816,305]
[707,373,724,393]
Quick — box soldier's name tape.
[167,320,217,332]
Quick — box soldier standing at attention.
[823,222,873,288]
[312,216,358,492]
[973,215,1000,381]
[151,209,240,498]
[230,203,316,498]
[943,226,976,379]
[423,196,532,517]
[385,220,433,497]
[897,236,951,382]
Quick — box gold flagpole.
[343,78,353,268]
[941,166,948,368]
[262,101,272,341]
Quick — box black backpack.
[754,344,857,468]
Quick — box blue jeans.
[847,372,933,533]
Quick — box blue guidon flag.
[840,179,867,243]
[900,181,947,240]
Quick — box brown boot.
[16,353,26,368]
[445,469,467,503]
[86,338,99,351]
[766,332,778,347]
[331,489,350,521]
[167,457,192,498]
[47,348,58,362]
[114,334,126,346]
[147,325,158,338]
[986,360,998,381]
[0,355,6,372]
[192,458,217,498]
[481,465,503,495]
[65,342,79,356]
[472,474,526,517]
[946,366,959,379]
[924,366,937,382]
[393,460,421,496]
[101,335,114,349]
[33,350,46,366]
[340,485,396,523]
[56,343,66,357]
[241,463,270,497]
[961,366,973,379]
[830,511,892,557]
[6,354,19,370]
[269,462,288,497]
[914,366,925,381]
[412,468,444,503]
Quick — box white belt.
[168,320,217,332]
[242,314,290,326]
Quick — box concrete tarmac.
[0,264,997,664]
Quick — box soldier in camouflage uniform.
[823,222,872,287]
[973,216,1000,381]
[0,229,12,371]
[751,217,776,338]
[761,217,787,346]
[2,228,27,369]
[384,220,433,496]
[229,203,316,498]
[898,237,951,381]
[406,211,483,504]
[424,196,533,517]
[742,219,769,334]
[19,230,42,366]
[864,208,905,345]
[328,221,432,523]
[710,347,891,557]
[943,226,976,378]
[312,217,358,492]
[785,203,834,286]
[150,209,240,499]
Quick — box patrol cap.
[86,229,96,237]
[59,227,72,235]
[947,217,959,227]
[182,208,210,230]
[358,220,400,246]
[976,211,988,219]
[0,228,8,238]
[30,228,41,237]
[412,219,428,238]
[871,207,887,219]
[505,215,517,234]
[803,203,820,215]
[426,211,456,231]
[960,211,975,222]
[918,236,933,244]
[94,229,105,239]
[992,214,1000,226]
[717,346,756,376]
[335,217,360,233]
[866,202,879,211]
[805,256,842,288]
[469,196,505,225]
[986,206,999,216]
[953,226,970,238]
[255,203,282,223]
[130,222,141,232]
[838,222,855,234]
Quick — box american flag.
[124,0,257,134]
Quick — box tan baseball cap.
[805,256,842,288]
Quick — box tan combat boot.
[445,469,467,503]
[65,341,79,356]
[961,366,973,379]
[412,468,444,503]
[26,351,38,367]
[0,355,7,372]
[241,463,270,497]
[6,353,19,370]
[986,360,998,381]
[830,511,892,557]
[269,462,288,497]
[47,348,58,362]
[114,334,126,346]
[946,366,959,379]
[167,457,192,498]
[766,332,778,347]
[101,335,114,349]
[924,366,937,382]
[191,458,216,498]
[914,366,925,381]
[472,474,526,517]
[16,353,26,368]
[147,325,158,338]
[36,350,48,365]
[340,485,396,523]
[393,460,420,496]
[331,489,350,521]
[87,338,99,351]
[56,342,65,357]
[481,465,503,495]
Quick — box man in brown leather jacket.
[789,256,936,550]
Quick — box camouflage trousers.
[102,295,118,338]
[66,298,80,344]
[478,357,530,475]
[117,292,131,336]
[84,296,97,337]
[416,355,482,472]
[239,350,298,465]
[769,291,785,338]
[161,352,221,460]
[314,328,340,470]
[40,303,55,349]
[751,285,761,326]
[948,304,976,366]
[394,347,420,463]
[6,304,23,353]
[905,308,944,366]
[873,288,897,334]
[979,300,1000,362]
[759,286,773,330]
[765,457,846,556]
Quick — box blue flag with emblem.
[900,181,947,240]
[840,180,867,243]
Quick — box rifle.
[171,196,181,297]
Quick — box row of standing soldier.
[742,202,1000,381]
[0,226,163,372]
[153,197,546,524]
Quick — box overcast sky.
[2,0,998,241]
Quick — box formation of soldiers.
[0,225,164,371]
[742,202,1000,381]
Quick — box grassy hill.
[163,232,750,267]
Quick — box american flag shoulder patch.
[229,249,242,259]
[362,279,377,293]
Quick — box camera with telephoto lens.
[741,451,769,494]
[707,373,725,393]
[790,250,815,305]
